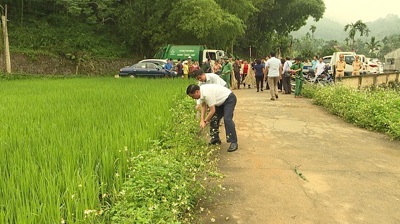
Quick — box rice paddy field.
[0,77,196,223]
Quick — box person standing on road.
[315,57,326,78]
[265,52,282,101]
[202,58,212,73]
[281,57,292,94]
[164,58,173,76]
[310,55,318,78]
[183,61,189,79]
[233,58,241,89]
[335,54,346,79]
[290,57,304,98]
[186,84,238,152]
[190,61,201,78]
[221,56,232,89]
[253,59,265,92]
[213,60,222,75]
[176,58,183,78]
[352,55,363,76]
[241,60,254,88]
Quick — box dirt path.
[197,88,400,224]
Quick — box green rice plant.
[110,95,218,223]
[303,84,400,140]
[0,77,193,223]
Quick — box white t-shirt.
[266,57,281,77]
[198,73,227,87]
[199,84,232,107]
[283,60,292,73]
[315,62,326,76]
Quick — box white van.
[330,52,356,76]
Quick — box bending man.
[186,84,238,152]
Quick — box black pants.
[282,75,291,94]
[255,75,264,90]
[234,72,241,89]
[210,93,238,143]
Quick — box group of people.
[183,53,367,154]
[335,54,364,77]
[233,53,307,99]
[183,52,308,154]
[169,57,202,79]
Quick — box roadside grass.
[110,95,220,223]
[303,83,400,140]
[0,77,218,223]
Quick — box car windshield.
[344,55,355,65]
[323,58,331,64]
[205,52,217,60]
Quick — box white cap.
[188,56,192,59]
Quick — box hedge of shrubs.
[303,83,400,140]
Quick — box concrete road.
[197,88,400,224]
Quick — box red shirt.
[243,64,249,74]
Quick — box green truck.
[153,44,225,64]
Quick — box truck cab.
[330,52,356,76]
[154,44,225,65]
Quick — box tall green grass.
[0,77,192,223]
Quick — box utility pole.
[249,45,252,61]
[1,5,11,73]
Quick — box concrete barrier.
[340,72,399,89]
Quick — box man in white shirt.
[186,84,238,152]
[194,69,227,131]
[282,57,292,94]
[265,52,283,100]
[315,57,326,77]
[194,69,227,87]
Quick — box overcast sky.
[323,0,400,24]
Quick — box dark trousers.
[255,75,264,91]
[234,72,241,89]
[210,93,238,143]
[282,76,291,94]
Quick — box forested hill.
[1,0,326,60]
[291,14,400,41]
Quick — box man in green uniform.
[290,57,304,98]
[221,56,232,89]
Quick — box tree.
[309,25,316,39]
[237,0,325,57]
[344,20,369,51]
[320,40,338,57]
[365,36,382,57]
[381,34,400,57]
[1,0,328,59]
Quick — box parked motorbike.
[305,65,333,85]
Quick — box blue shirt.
[164,62,173,71]
[311,59,318,70]
[254,63,264,77]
